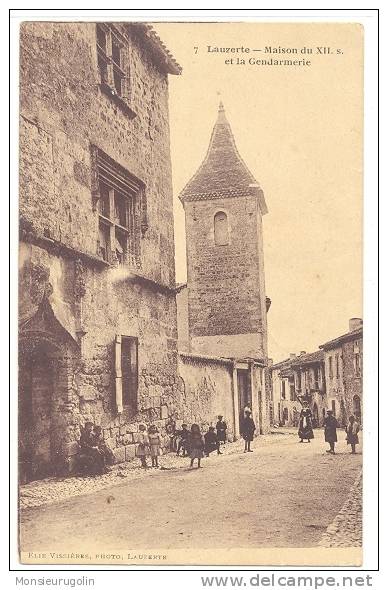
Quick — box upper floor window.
[214,211,229,246]
[96,24,136,119]
[313,366,319,389]
[281,380,286,400]
[328,356,333,379]
[289,379,296,401]
[354,352,361,376]
[93,147,146,267]
[335,353,340,378]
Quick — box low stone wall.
[177,353,236,439]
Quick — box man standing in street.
[216,415,227,445]
[241,409,256,453]
[324,409,339,454]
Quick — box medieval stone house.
[19,22,182,480]
[176,103,272,437]
[270,351,326,428]
[319,318,363,426]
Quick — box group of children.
[78,410,255,473]
[136,416,229,470]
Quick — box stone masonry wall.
[342,338,363,421]
[184,195,266,359]
[177,355,235,440]
[20,22,175,287]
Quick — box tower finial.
[216,91,224,113]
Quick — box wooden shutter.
[115,334,123,413]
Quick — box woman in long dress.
[346,415,360,454]
[298,404,314,443]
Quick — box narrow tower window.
[214,211,229,245]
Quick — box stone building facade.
[19,22,182,480]
[177,103,271,436]
[271,351,326,428]
[319,318,363,426]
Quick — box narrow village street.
[20,430,362,553]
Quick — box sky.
[154,22,363,362]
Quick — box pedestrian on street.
[165,418,176,452]
[216,415,227,444]
[346,415,360,454]
[324,410,339,454]
[204,426,222,457]
[189,424,204,468]
[176,423,190,457]
[298,403,314,443]
[136,424,150,468]
[241,409,255,452]
[148,424,161,468]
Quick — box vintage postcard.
[16,17,365,567]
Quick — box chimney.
[267,358,273,367]
[349,318,363,332]
[300,351,306,356]
[289,353,296,359]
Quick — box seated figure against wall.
[77,422,106,476]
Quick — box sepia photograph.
[16,16,366,567]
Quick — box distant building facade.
[177,103,271,436]
[270,318,363,429]
[19,22,182,480]
[271,351,326,427]
[319,318,363,426]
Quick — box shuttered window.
[114,335,138,414]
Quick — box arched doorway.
[18,327,78,483]
[353,395,361,423]
[19,337,61,482]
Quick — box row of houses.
[269,318,363,428]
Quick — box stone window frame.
[328,355,333,379]
[313,366,320,391]
[91,146,147,268]
[214,209,230,246]
[95,23,137,120]
[281,379,286,400]
[335,353,340,378]
[115,334,139,414]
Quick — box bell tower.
[179,102,269,361]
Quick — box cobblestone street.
[20,429,362,553]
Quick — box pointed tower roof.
[179,102,267,214]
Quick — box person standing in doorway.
[241,409,256,452]
[324,409,339,454]
[346,415,360,454]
